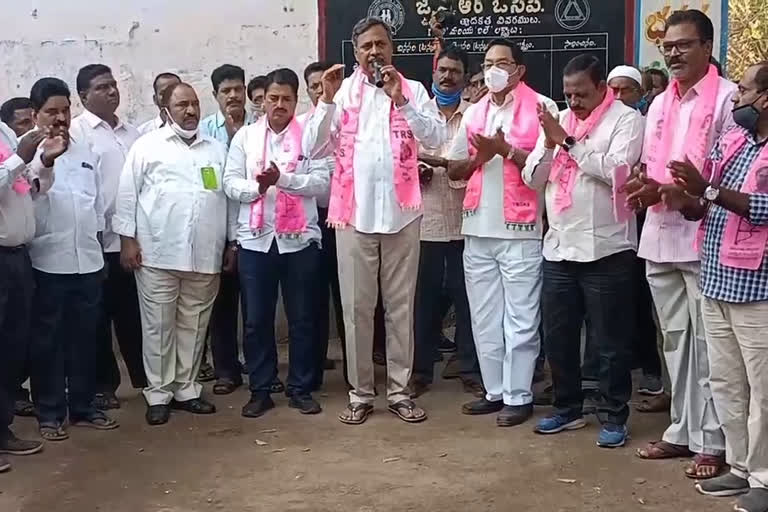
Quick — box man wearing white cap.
[607,66,649,115]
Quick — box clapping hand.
[40,127,69,167]
[320,64,345,104]
[256,161,280,194]
[537,103,564,148]
[470,128,509,165]
[668,157,709,198]
[623,171,662,211]
[15,130,45,164]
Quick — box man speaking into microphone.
[303,16,446,425]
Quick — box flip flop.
[388,399,427,424]
[636,440,693,459]
[338,403,374,425]
[39,424,69,441]
[685,454,726,480]
[70,411,119,431]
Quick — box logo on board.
[555,0,591,31]
[368,0,406,35]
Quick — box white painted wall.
[0,0,319,125]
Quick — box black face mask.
[732,91,766,133]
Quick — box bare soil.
[0,343,732,512]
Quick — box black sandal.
[338,403,374,425]
[213,378,241,395]
[388,399,427,423]
[70,411,119,430]
[14,399,36,417]
[270,379,285,394]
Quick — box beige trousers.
[646,261,724,454]
[703,297,768,489]
[336,219,421,404]
[135,266,220,406]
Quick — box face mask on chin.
[164,108,198,139]
[484,66,511,94]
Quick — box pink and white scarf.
[248,116,308,237]
[327,68,419,228]
[646,64,720,186]
[0,138,29,195]
[464,81,541,230]
[550,88,616,213]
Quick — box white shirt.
[297,111,333,209]
[113,126,233,274]
[70,110,140,253]
[137,115,163,136]
[29,136,104,274]
[224,120,329,254]
[448,90,559,241]
[303,76,446,234]
[523,100,644,263]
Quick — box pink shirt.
[638,76,737,263]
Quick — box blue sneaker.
[597,423,628,448]
[533,414,587,434]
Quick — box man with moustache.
[525,55,644,447]
[71,64,144,411]
[447,39,558,425]
[137,72,181,135]
[305,17,445,425]
[224,68,329,417]
[27,77,120,441]
[115,83,232,425]
[0,98,35,138]
[660,60,768,510]
[410,45,482,399]
[627,9,734,479]
[247,75,267,120]
[199,64,255,395]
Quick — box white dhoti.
[135,266,220,406]
[646,261,724,455]
[463,236,541,406]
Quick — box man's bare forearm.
[447,158,477,181]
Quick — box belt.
[0,244,26,253]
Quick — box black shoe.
[170,398,216,415]
[438,336,456,353]
[242,393,275,418]
[735,488,768,512]
[695,472,750,497]
[146,405,170,425]
[0,455,9,473]
[213,377,242,395]
[288,394,322,415]
[0,433,44,456]
[497,404,533,427]
[462,397,504,415]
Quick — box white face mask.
[164,108,199,139]
[484,66,511,94]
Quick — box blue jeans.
[30,270,104,425]
[239,242,319,397]
[542,251,635,425]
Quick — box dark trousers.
[0,247,34,439]
[94,252,145,393]
[414,240,479,383]
[30,270,103,425]
[582,216,662,387]
[240,243,319,397]
[209,270,242,382]
[543,251,636,425]
[312,208,345,389]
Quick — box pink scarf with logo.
[646,64,720,187]
[464,82,541,230]
[328,68,419,228]
[707,128,768,270]
[248,116,308,237]
[549,88,616,213]
[0,137,30,195]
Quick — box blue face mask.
[633,96,649,112]
[431,82,462,107]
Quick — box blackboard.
[322,0,628,103]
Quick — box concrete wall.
[0,0,319,124]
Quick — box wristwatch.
[704,185,720,203]
[560,136,576,152]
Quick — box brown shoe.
[635,392,671,413]
[461,377,485,398]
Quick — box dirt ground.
[0,342,734,512]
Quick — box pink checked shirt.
[638,76,737,263]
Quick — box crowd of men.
[1,8,767,511]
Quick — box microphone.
[372,61,384,88]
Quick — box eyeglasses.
[482,61,518,72]
[660,38,703,56]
